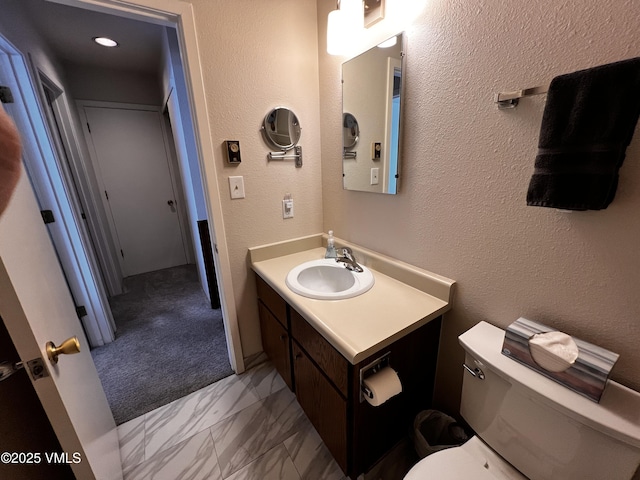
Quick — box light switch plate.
[229,176,245,199]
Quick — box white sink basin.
[285,259,375,300]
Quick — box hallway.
[91,265,232,424]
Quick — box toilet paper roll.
[363,367,402,406]
[529,331,579,373]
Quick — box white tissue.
[529,331,579,372]
[363,367,402,406]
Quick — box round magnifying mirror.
[343,113,359,149]
[262,107,301,151]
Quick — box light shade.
[327,9,348,55]
[327,0,364,55]
[340,0,364,30]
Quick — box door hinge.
[87,122,91,133]
[76,305,88,318]
[0,85,14,104]
[120,249,124,258]
[81,212,87,220]
[104,190,109,200]
[41,209,55,224]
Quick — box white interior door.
[0,172,122,480]
[0,34,116,349]
[82,104,187,277]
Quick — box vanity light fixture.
[364,0,385,28]
[93,36,119,48]
[327,0,364,56]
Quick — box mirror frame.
[341,33,405,194]
[261,107,302,151]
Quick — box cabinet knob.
[294,353,303,360]
[279,334,287,341]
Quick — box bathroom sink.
[285,259,375,300]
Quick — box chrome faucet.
[336,247,364,273]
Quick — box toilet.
[405,321,640,480]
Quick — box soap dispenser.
[325,230,337,259]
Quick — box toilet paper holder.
[359,352,391,403]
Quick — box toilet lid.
[404,446,507,480]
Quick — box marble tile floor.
[117,360,349,480]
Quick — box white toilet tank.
[459,321,640,480]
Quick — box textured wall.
[318,0,640,412]
[190,0,324,358]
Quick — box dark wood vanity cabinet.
[292,341,349,469]
[256,275,441,478]
[258,301,293,390]
[256,277,293,390]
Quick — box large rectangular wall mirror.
[342,33,405,194]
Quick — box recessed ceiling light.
[93,37,119,48]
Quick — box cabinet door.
[290,308,348,397]
[256,276,287,326]
[293,342,348,473]
[258,301,293,390]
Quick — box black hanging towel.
[526,57,640,210]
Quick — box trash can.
[413,409,468,458]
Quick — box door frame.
[47,0,244,373]
[35,66,125,298]
[383,58,401,194]
[32,67,119,339]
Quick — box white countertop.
[250,234,456,364]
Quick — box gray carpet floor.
[91,264,233,425]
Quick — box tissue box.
[501,317,619,402]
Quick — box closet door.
[82,104,187,277]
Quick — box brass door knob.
[46,336,80,364]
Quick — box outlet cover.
[370,168,379,185]
[282,199,294,218]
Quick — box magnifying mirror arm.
[267,145,303,167]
